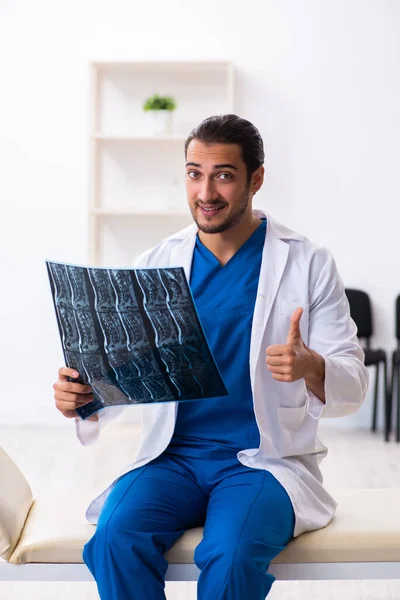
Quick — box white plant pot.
[147,110,173,136]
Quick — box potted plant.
[143,94,177,135]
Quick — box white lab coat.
[76,210,368,537]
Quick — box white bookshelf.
[88,60,235,266]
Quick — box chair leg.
[397,365,400,443]
[390,356,396,441]
[390,356,395,410]
[383,358,390,442]
[372,363,379,432]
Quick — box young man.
[53,114,368,600]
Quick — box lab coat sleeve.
[74,250,151,446]
[305,247,369,419]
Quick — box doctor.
[53,114,368,600]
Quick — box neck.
[198,209,263,266]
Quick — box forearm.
[304,350,326,404]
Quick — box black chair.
[390,295,400,442]
[344,288,390,441]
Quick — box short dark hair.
[184,114,265,180]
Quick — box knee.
[82,534,96,574]
[84,511,162,566]
[194,537,243,570]
[82,510,131,567]
[195,536,280,573]
[82,519,149,580]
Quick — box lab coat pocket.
[276,397,319,456]
[277,402,307,429]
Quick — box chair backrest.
[344,288,373,340]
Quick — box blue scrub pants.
[83,450,295,600]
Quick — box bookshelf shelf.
[88,60,234,265]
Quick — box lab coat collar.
[168,208,303,282]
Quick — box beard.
[191,186,251,234]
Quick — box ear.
[251,165,264,194]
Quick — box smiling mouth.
[198,204,226,215]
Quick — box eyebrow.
[185,162,238,171]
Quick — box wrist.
[304,350,325,385]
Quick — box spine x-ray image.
[46,261,228,419]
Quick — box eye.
[187,171,200,179]
[218,173,233,181]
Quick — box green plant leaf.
[143,94,177,111]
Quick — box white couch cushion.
[8,488,400,565]
[0,447,33,561]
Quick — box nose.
[198,178,219,203]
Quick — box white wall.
[1,0,399,428]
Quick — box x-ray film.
[46,261,228,419]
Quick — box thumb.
[286,307,303,344]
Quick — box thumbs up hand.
[266,307,315,383]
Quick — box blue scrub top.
[167,218,267,458]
